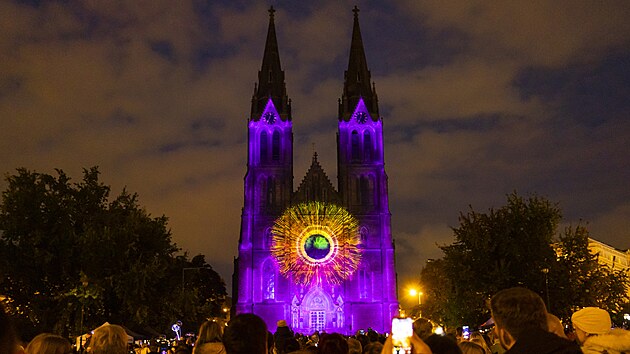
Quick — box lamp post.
[541,267,550,311]
[409,289,423,318]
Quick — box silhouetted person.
[223,313,267,354]
[25,333,72,354]
[274,320,294,354]
[425,334,463,354]
[490,287,581,353]
[571,307,630,353]
[89,324,128,354]
[319,333,348,354]
[193,320,226,354]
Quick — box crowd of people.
[2,287,630,354]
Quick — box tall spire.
[339,6,378,120]
[252,6,291,120]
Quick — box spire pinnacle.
[340,6,378,120]
[251,6,291,120]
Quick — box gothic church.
[234,7,398,334]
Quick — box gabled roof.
[293,152,341,204]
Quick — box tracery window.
[272,130,280,161]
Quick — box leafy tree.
[436,193,560,327]
[0,167,226,338]
[552,225,629,322]
[418,193,629,329]
[417,258,453,325]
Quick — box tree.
[418,258,453,325]
[436,193,560,327]
[552,225,629,322]
[0,167,227,338]
[418,193,629,329]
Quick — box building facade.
[588,238,630,271]
[233,7,398,334]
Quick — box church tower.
[336,6,398,331]
[235,7,398,334]
[236,6,294,314]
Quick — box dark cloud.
[1,1,629,303]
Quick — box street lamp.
[409,289,423,318]
[541,267,550,311]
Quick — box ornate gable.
[293,152,341,204]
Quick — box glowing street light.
[409,289,423,305]
[409,289,423,318]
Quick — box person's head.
[424,334,462,354]
[89,324,128,354]
[195,320,223,346]
[468,332,490,353]
[490,287,547,350]
[25,333,72,354]
[546,313,567,339]
[174,345,191,354]
[277,320,288,329]
[223,313,267,354]
[347,337,361,354]
[458,341,485,354]
[363,341,383,354]
[318,333,348,354]
[413,318,434,341]
[571,307,612,344]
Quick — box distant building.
[588,238,630,271]
[232,7,398,334]
[588,238,630,297]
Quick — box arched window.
[359,269,369,299]
[351,130,360,161]
[360,176,372,205]
[260,131,268,163]
[263,260,275,300]
[264,228,273,249]
[272,130,280,161]
[266,176,276,207]
[360,226,369,243]
[363,131,372,161]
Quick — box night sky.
[2,1,629,307]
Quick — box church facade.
[233,7,398,334]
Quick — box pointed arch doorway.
[292,287,345,334]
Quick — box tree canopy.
[0,167,227,339]
[419,192,629,328]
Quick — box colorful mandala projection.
[271,202,362,285]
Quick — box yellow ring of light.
[297,225,338,265]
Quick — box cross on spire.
[268,6,275,19]
[353,6,359,18]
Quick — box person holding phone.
[382,317,432,354]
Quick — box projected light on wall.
[271,202,361,285]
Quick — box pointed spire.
[252,6,291,120]
[340,6,378,120]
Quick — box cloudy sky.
[2,0,629,308]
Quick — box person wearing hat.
[273,320,294,354]
[571,307,630,354]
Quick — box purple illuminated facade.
[234,7,399,334]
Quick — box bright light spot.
[434,326,444,335]
[624,313,630,321]
[409,289,418,296]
